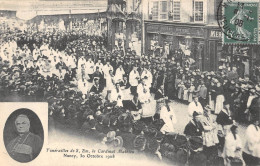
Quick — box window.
[152,1,159,20]
[193,0,204,22]
[160,1,168,20]
[151,0,168,21]
[173,1,180,21]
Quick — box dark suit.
[89,85,103,94]
[249,97,260,121]
[154,90,164,100]
[123,100,142,111]
[184,120,203,137]
[216,109,233,126]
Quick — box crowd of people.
[0,29,260,166]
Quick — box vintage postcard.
[0,0,260,166]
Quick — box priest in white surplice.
[129,66,140,95]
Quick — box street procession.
[0,0,260,166]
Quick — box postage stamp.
[217,1,259,44]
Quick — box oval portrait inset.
[3,108,44,163]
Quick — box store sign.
[147,24,160,33]
[146,24,205,38]
[209,30,222,39]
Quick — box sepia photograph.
[4,108,44,163]
[0,0,259,165]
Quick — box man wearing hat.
[184,111,203,137]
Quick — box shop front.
[205,27,222,72]
[206,26,259,79]
[144,21,206,70]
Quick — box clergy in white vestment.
[110,83,124,107]
[222,125,245,166]
[103,61,114,80]
[95,59,104,74]
[129,66,140,95]
[114,64,125,84]
[243,119,260,165]
[137,79,151,103]
[160,99,177,134]
[141,67,153,88]
[105,69,115,100]
[188,95,204,118]
[86,58,95,78]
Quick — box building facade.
[107,0,143,54]
[142,0,259,74]
[0,0,108,34]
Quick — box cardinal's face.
[15,117,30,133]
